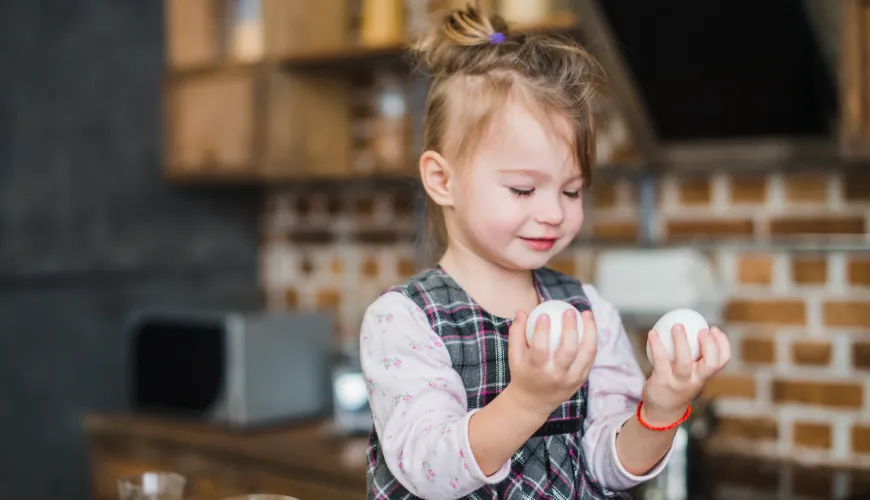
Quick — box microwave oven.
[126,308,334,428]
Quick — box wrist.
[639,402,690,428]
[501,384,553,421]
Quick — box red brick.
[742,337,776,364]
[702,374,756,399]
[823,301,870,327]
[769,216,865,235]
[729,173,768,204]
[397,258,416,278]
[783,172,828,203]
[853,342,870,370]
[853,425,870,454]
[716,416,778,441]
[772,379,863,408]
[592,181,617,209]
[593,221,638,242]
[666,219,754,240]
[678,177,711,205]
[725,300,805,325]
[738,254,773,285]
[362,257,379,277]
[793,422,832,449]
[792,341,832,366]
[848,258,870,286]
[792,257,827,285]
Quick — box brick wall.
[261,166,870,467]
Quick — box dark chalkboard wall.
[0,2,262,498]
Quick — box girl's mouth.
[520,237,557,251]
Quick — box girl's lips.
[521,237,557,251]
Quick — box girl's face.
[449,99,585,271]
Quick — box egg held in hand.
[646,308,708,364]
[525,300,584,352]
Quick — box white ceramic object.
[646,308,708,364]
[525,300,583,352]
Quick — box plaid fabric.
[367,266,631,499]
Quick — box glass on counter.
[117,471,186,500]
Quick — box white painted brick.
[756,369,773,406]
[372,194,394,224]
[864,378,870,418]
[772,252,791,294]
[768,173,785,211]
[711,173,729,214]
[775,334,792,371]
[832,334,853,377]
[778,410,794,455]
[660,175,679,214]
[832,414,852,461]
[829,173,844,211]
[717,250,738,288]
[829,253,847,295]
[805,295,824,336]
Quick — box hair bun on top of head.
[412,2,511,76]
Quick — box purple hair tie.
[489,32,506,45]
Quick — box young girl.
[361,5,731,499]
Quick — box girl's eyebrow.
[498,168,582,183]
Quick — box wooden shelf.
[161,9,584,186]
[280,11,579,69]
[166,12,581,76]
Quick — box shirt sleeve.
[361,291,511,499]
[580,284,676,491]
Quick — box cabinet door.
[164,70,256,179]
[842,0,870,158]
[165,0,221,69]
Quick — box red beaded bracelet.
[636,401,691,431]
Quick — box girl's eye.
[563,191,581,199]
[509,187,534,197]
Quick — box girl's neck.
[439,243,539,319]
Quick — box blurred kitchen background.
[3,0,870,499]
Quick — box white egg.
[646,308,708,364]
[525,300,584,352]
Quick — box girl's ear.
[419,150,455,208]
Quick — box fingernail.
[568,309,576,318]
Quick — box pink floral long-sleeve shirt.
[361,284,674,498]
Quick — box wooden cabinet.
[161,2,580,185]
[85,414,367,500]
[841,0,870,158]
[164,66,352,182]
[164,0,350,68]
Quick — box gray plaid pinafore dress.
[366,266,630,499]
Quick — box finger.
[569,310,598,377]
[711,327,732,366]
[696,329,720,378]
[529,313,551,367]
[554,308,579,370]
[648,330,673,378]
[507,309,528,367]
[672,324,693,380]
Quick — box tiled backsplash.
[261,166,870,467]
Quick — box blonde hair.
[412,1,606,254]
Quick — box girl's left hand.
[641,325,732,424]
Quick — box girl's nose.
[535,196,564,226]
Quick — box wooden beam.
[573,0,661,164]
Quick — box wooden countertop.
[84,413,368,491]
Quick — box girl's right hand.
[505,308,599,414]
